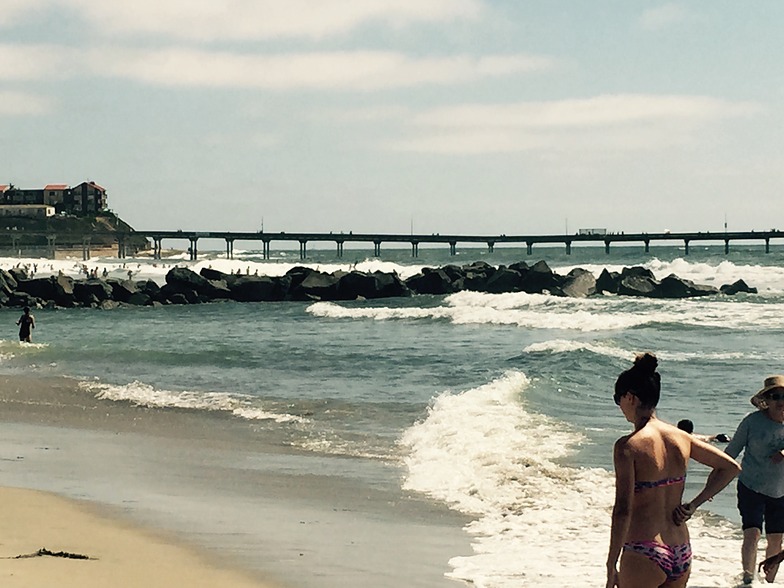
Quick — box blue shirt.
[726,410,784,498]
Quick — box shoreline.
[0,373,472,588]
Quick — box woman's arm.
[673,438,740,524]
[724,416,749,459]
[607,437,634,588]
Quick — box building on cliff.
[0,181,108,216]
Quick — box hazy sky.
[1,1,782,235]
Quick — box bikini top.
[634,475,685,493]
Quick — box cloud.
[639,4,690,31]
[0,44,78,80]
[54,0,483,41]
[0,0,47,26]
[413,95,759,128]
[389,95,761,153]
[0,90,53,115]
[82,46,553,90]
[0,41,555,90]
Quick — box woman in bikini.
[606,353,741,588]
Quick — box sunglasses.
[767,392,784,402]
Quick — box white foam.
[80,380,307,423]
[309,291,784,332]
[400,371,745,587]
[522,339,767,362]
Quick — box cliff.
[0,212,149,253]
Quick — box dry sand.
[0,486,278,588]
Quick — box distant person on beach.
[16,306,35,343]
[676,419,731,443]
[725,375,784,584]
[606,353,740,588]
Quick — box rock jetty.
[0,260,758,309]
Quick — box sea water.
[2,243,784,586]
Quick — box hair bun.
[633,352,658,376]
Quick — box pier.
[130,229,784,261]
[1,229,782,261]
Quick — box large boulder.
[52,274,76,306]
[520,260,561,294]
[14,275,75,306]
[337,271,410,300]
[621,266,656,280]
[166,267,217,296]
[405,268,455,295]
[107,278,138,302]
[460,261,496,291]
[158,283,199,304]
[14,277,56,300]
[596,269,620,294]
[484,267,523,293]
[561,268,597,298]
[74,278,114,306]
[655,274,718,298]
[0,269,18,296]
[617,274,658,297]
[720,279,758,295]
[126,291,152,306]
[230,275,282,302]
[291,270,340,301]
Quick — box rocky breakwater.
[0,261,758,309]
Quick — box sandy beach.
[0,486,276,588]
[0,373,471,588]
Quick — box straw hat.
[751,375,784,409]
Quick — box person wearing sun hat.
[726,375,784,584]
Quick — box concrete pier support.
[684,240,690,255]
[225,238,234,260]
[487,241,494,253]
[117,238,126,259]
[766,238,771,253]
[565,241,572,255]
[725,239,730,254]
[526,241,533,255]
[373,240,381,257]
[604,241,610,254]
[644,240,650,253]
[411,241,419,257]
[449,241,456,255]
[299,240,307,260]
[189,237,198,260]
[262,240,271,259]
[82,237,91,261]
[336,241,344,258]
[153,238,162,259]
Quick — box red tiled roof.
[44,184,68,190]
[0,185,8,192]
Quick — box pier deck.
[1,229,782,260]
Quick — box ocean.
[1,242,782,587]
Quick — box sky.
[1,1,783,236]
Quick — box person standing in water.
[725,375,784,584]
[16,306,35,342]
[606,353,740,588]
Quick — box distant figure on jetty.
[677,419,731,443]
[16,306,35,343]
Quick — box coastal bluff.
[0,260,757,309]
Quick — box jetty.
[1,228,782,260]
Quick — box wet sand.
[0,486,276,588]
[0,374,471,588]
